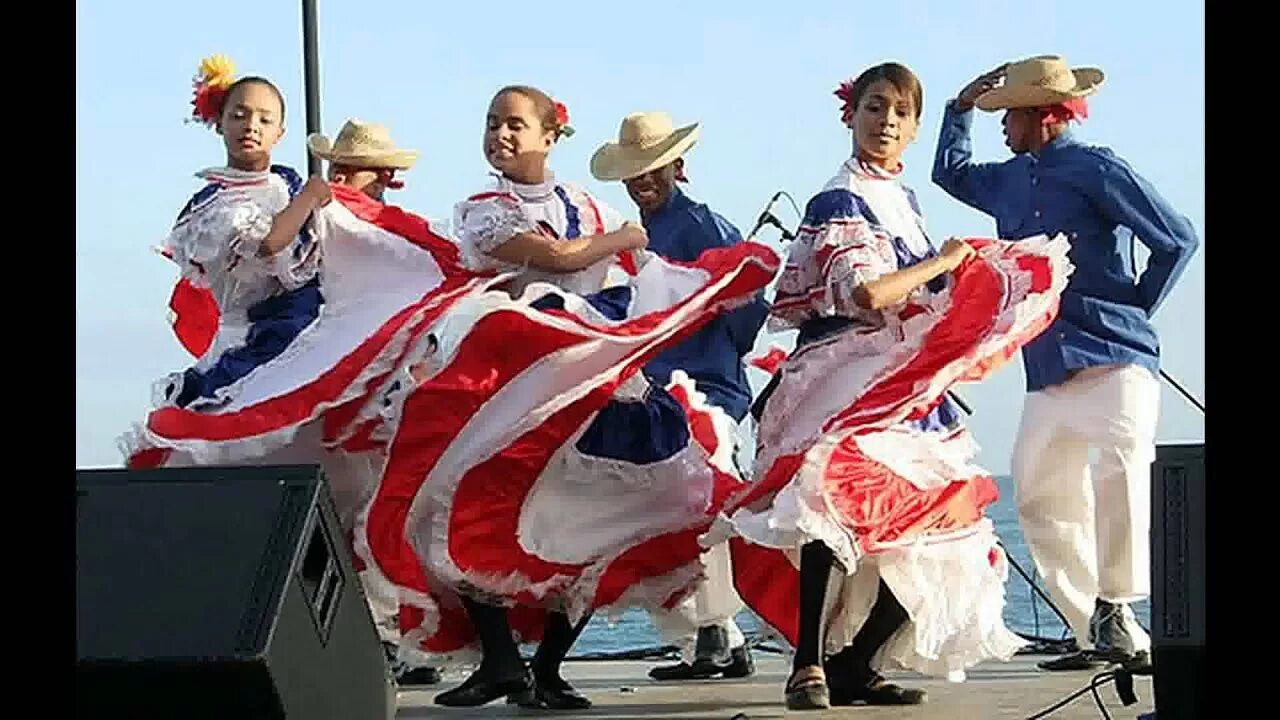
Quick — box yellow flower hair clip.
[190,54,237,127]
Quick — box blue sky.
[76,0,1204,472]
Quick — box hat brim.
[590,123,700,182]
[974,68,1105,111]
[306,133,419,170]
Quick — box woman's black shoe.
[829,673,927,706]
[509,675,592,710]
[434,667,531,707]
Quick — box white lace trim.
[451,174,629,295]
[453,193,533,273]
[165,169,320,295]
[770,157,935,332]
[771,211,896,332]
[865,526,1027,678]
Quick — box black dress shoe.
[508,676,592,710]
[784,672,830,710]
[830,674,927,706]
[720,646,756,679]
[648,661,704,681]
[650,645,755,681]
[687,626,732,675]
[434,667,531,707]
[1038,650,1109,672]
[688,657,732,677]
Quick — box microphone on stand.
[758,211,795,241]
[747,192,792,241]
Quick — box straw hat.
[590,112,700,181]
[975,55,1104,112]
[306,119,418,169]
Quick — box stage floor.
[395,654,1155,719]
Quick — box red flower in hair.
[192,84,229,126]
[188,54,236,128]
[834,79,857,127]
[834,80,855,104]
[551,99,575,137]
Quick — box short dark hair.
[221,76,287,123]
[845,62,923,120]
[493,85,566,138]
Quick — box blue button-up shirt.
[642,188,769,421]
[932,102,1200,392]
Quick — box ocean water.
[571,475,1151,656]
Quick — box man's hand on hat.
[955,64,1009,112]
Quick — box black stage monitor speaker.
[1150,443,1206,720]
[76,464,395,719]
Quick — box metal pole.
[301,0,322,176]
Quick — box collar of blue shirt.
[1031,128,1078,161]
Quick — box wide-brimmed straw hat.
[590,112,700,181]
[306,119,419,169]
[975,55,1104,112]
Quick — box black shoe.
[1087,647,1153,672]
[784,670,830,711]
[1039,646,1154,673]
[1091,599,1140,658]
[435,667,531,707]
[830,674,927,706]
[720,646,756,679]
[688,657,733,676]
[508,675,592,710]
[648,661,706,681]
[649,645,754,681]
[687,626,732,676]
[1038,650,1109,672]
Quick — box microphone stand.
[745,192,790,242]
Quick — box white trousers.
[320,448,402,645]
[650,540,746,662]
[1011,364,1159,652]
